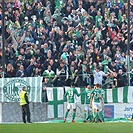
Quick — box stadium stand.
[0,0,133,88]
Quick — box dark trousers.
[21,104,31,123]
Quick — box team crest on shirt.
[3,79,30,101]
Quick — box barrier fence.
[0,77,133,122]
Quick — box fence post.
[0,103,2,123]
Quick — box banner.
[104,103,133,119]
[47,87,64,118]
[104,86,133,103]
[0,77,43,102]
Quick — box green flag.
[104,86,132,103]
[0,77,43,102]
[47,87,64,118]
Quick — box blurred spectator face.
[68,0,72,3]
[26,31,30,37]
[58,30,63,35]
[46,10,51,15]
[116,46,120,51]
[121,52,125,57]
[24,17,28,23]
[85,35,89,40]
[35,67,39,73]
[94,27,99,33]
[7,3,11,8]
[82,66,87,71]
[19,7,23,12]
[39,19,44,24]
[60,62,65,68]
[93,62,97,67]
[44,43,48,49]
[44,77,49,83]
[27,5,32,10]
[48,65,51,71]
[0,37,2,48]
[124,3,128,9]
[113,37,118,42]
[103,49,107,54]
[26,47,30,53]
[78,4,83,9]
[8,7,12,13]
[70,66,75,71]
[0,20,2,26]
[46,1,51,7]
[63,47,68,52]
[85,53,90,58]
[112,61,116,66]
[66,41,71,46]
[18,55,23,60]
[88,43,93,49]
[83,11,88,16]
[19,65,24,71]
[47,52,51,59]
[19,48,25,55]
[15,9,20,15]
[66,6,71,12]
[37,3,41,9]
[0,67,2,75]
[73,34,77,40]
[101,40,105,45]
[78,46,82,51]
[30,58,35,65]
[96,67,100,72]
[118,69,123,74]
[71,9,76,14]
[28,25,33,31]
[83,60,87,65]
[71,61,75,66]
[48,50,52,54]
[94,48,98,54]
[49,59,54,66]
[97,11,101,16]
[6,63,14,72]
[90,6,94,11]
[41,34,46,39]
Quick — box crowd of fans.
[0,0,133,88]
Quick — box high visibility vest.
[19,91,27,106]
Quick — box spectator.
[93,66,109,86]
[117,69,127,87]
[77,65,90,87]
[42,65,55,82]
[56,61,69,87]
[5,63,15,77]
[26,58,36,77]
[16,65,26,77]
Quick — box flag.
[47,87,64,118]
[64,86,133,104]
[104,86,133,103]
[0,77,43,102]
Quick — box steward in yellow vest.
[19,86,31,123]
[20,90,28,105]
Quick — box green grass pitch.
[0,122,133,133]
